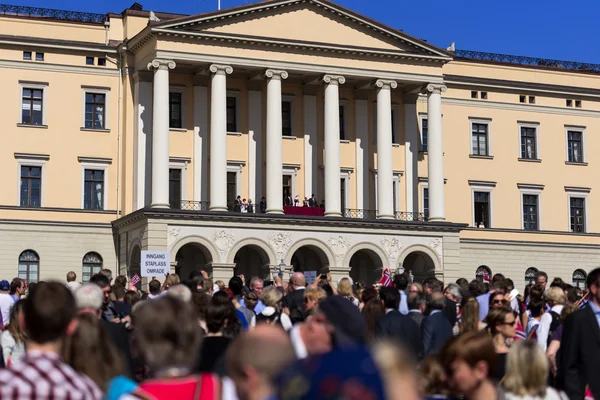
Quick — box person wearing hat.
[0,280,14,327]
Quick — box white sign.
[304,271,317,285]
[141,251,170,277]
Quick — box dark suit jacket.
[113,301,132,318]
[375,310,420,360]
[101,320,135,379]
[558,306,600,400]
[408,310,425,330]
[442,299,457,327]
[421,311,453,358]
[283,289,306,324]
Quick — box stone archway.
[290,245,330,275]
[233,245,272,281]
[403,251,436,283]
[175,243,213,280]
[349,249,384,286]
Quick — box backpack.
[547,310,560,347]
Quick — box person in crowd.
[0,280,14,327]
[394,273,410,315]
[485,307,517,382]
[112,284,133,318]
[0,282,103,398]
[192,290,211,334]
[558,267,600,400]
[372,341,422,400]
[205,279,215,296]
[161,273,180,291]
[240,277,265,314]
[259,197,267,213]
[564,284,579,304]
[90,273,120,322]
[489,290,509,310]
[550,277,565,289]
[215,280,225,292]
[522,283,545,329]
[128,296,222,399]
[419,355,454,400]
[422,291,454,357]
[114,275,128,288]
[8,278,24,302]
[1,300,26,366]
[303,287,326,314]
[337,277,359,307]
[477,279,507,321]
[212,291,244,336]
[282,272,306,324]
[505,278,520,313]
[456,278,470,294]
[363,298,385,343]
[537,286,566,351]
[256,286,292,331]
[375,287,420,359]
[440,332,499,400]
[167,283,193,303]
[196,302,233,375]
[409,282,424,293]
[227,325,296,400]
[230,276,255,328]
[504,340,567,400]
[459,297,484,334]
[525,299,544,338]
[535,271,548,289]
[244,291,259,314]
[360,287,379,309]
[123,290,140,307]
[444,283,463,331]
[546,303,577,378]
[407,291,426,330]
[189,270,206,292]
[147,279,162,299]
[468,279,485,298]
[66,271,81,292]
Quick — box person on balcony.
[260,197,267,213]
[284,192,293,207]
[234,196,242,212]
[241,199,248,213]
[247,199,254,213]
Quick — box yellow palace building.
[0,0,598,290]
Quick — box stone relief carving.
[268,232,293,262]
[127,226,144,252]
[429,238,443,258]
[328,235,350,265]
[381,237,403,268]
[167,227,181,248]
[213,230,235,259]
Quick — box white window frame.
[372,103,399,145]
[419,114,428,153]
[79,158,111,210]
[282,164,299,199]
[373,171,402,213]
[15,153,48,207]
[81,86,110,131]
[226,90,241,135]
[420,182,429,215]
[519,184,543,231]
[227,160,245,197]
[168,86,186,130]
[340,171,351,210]
[469,118,492,157]
[169,157,190,204]
[565,126,586,163]
[469,183,494,228]
[19,82,48,126]
[340,100,349,142]
[518,122,540,160]
[565,187,589,233]
[282,95,295,137]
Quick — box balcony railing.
[0,4,107,23]
[180,201,210,211]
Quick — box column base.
[377,214,394,220]
[209,206,228,212]
[428,216,446,222]
[324,212,342,218]
[266,209,284,215]
[150,203,170,209]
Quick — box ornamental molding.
[127,226,144,253]
[429,238,443,258]
[265,69,289,80]
[268,232,293,261]
[147,59,176,71]
[327,235,351,265]
[375,79,398,89]
[381,237,403,265]
[213,230,235,258]
[323,74,345,85]
[209,64,233,75]
[167,227,181,248]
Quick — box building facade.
[1,0,599,290]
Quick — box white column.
[355,98,369,210]
[426,84,447,221]
[248,90,263,207]
[375,79,397,219]
[265,69,288,214]
[147,59,175,208]
[404,96,419,213]
[303,92,317,200]
[193,85,209,203]
[209,64,233,212]
[133,76,152,210]
[323,74,345,217]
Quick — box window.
[18,250,39,283]
[20,166,42,207]
[97,58,106,66]
[35,52,44,61]
[567,130,583,163]
[82,252,103,282]
[339,105,347,140]
[473,191,490,228]
[85,92,106,129]
[226,96,237,132]
[528,96,535,104]
[83,169,104,210]
[481,92,488,100]
[575,100,582,108]
[519,95,526,103]
[227,171,237,211]
[282,100,292,136]
[21,87,44,125]
[572,269,587,290]
[520,126,538,160]
[471,91,478,99]
[566,99,573,107]
[471,123,489,156]
[282,174,292,204]
[522,194,539,230]
[525,267,538,286]
[422,186,429,218]
[86,56,94,65]
[420,117,428,152]
[23,51,32,60]
[169,169,182,209]
[476,265,492,283]
[169,92,182,129]
[570,197,585,233]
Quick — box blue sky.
[17,0,600,64]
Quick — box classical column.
[248,88,263,207]
[265,69,288,214]
[354,97,369,210]
[376,79,397,219]
[323,74,345,217]
[404,95,419,214]
[193,84,209,203]
[426,84,447,221]
[147,59,175,208]
[209,64,233,212]
[303,88,317,201]
[133,73,153,210]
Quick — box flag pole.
[218,0,221,10]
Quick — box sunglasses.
[492,299,508,305]
[501,319,518,326]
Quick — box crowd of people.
[0,266,598,399]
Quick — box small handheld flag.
[577,291,590,309]
[379,268,392,287]
[129,274,141,286]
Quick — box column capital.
[375,79,398,90]
[265,69,288,80]
[147,59,176,71]
[425,83,447,94]
[209,64,233,75]
[323,74,345,85]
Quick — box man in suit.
[393,273,409,315]
[407,291,426,330]
[421,291,453,358]
[558,267,600,400]
[259,197,267,213]
[375,286,420,360]
[282,272,306,324]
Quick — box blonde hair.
[503,340,548,397]
[546,287,566,306]
[304,287,327,303]
[164,274,180,288]
[260,286,283,307]
[215,280,225,290]
[337,278,354,297]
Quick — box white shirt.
[1,330,25,364]
[505,387,567,400]
[66,282,81,292]
[290,324,308,359]
[0,293,15,326]
[536,304,564,351]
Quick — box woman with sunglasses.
[485,307,518,383]
[489,291,509,310]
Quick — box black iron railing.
[394,212,427,222]
[0,4,107,23]
[180,200,210,211]
[455,49,600,73]
[343,209,428,222]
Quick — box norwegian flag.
[482,269,491,283]
[379,268,392,287]
[129,274,141,286]
[514,320,527,341]
[578,291,590,309]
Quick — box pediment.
[154,0,450,59]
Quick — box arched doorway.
[175,243,213,279]
[403,251,435,283]
[233,245,271,280]
[129,245,141,288]
[291,245,329,275]
[349,249,383,286]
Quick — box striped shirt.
[0,350,103,400]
